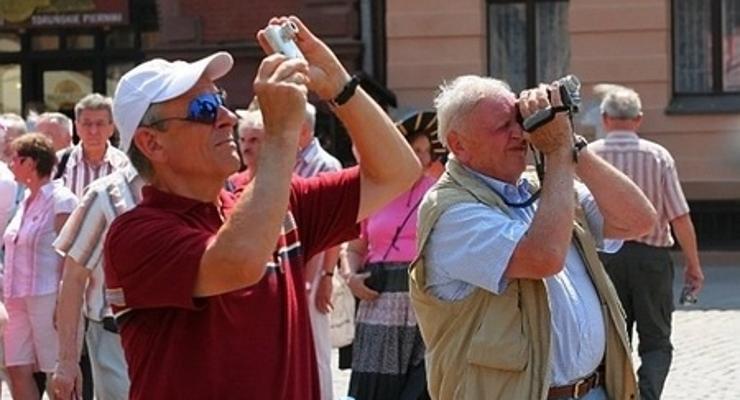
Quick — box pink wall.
[386,0,740,200]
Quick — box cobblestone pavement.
[333,262,740,400]
[2,263,736,399]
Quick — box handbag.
[329,273,355,348]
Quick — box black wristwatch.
[573,135,588,163]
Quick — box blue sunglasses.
[146,89,227,127]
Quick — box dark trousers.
[599,242,674,400]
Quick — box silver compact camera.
[264,21,304,59]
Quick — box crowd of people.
[0,14,704,400]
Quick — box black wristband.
[573,135,588,163]
[330,74,361,107]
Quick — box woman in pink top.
[3,133,77,399]
[342,112,439,400]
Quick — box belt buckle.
[573,379,586,398]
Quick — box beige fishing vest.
[409,159,638,400]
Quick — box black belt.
[90,316,119,334]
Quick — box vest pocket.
[465,288,529,371]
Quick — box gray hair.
[127,103,161,181]
[37,112,73,137]
[600,86,642,119]
[235,109,264,136]
[0,113,27,135]
[74,93,113,120]
[433,75,512,148]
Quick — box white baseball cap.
[113,51,234,152]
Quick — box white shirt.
[3,180,77,298]
[54,165,143,321]
[424,169,621,385]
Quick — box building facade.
[386,0,740,249]
[2,0,737,248]
[0,0,380,156]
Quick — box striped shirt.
[589,130,690,247]
[53,165,143,321]
[58,143,131,198]
[295,138,342,178]
[294,137,343,280]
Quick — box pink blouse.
[363,176,435,264]
[3,180,77,298]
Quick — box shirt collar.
[69,142,115,166]
[38,179,59,198]
[605,130,639,141]
[462,164,534,203]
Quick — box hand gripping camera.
[521,75,582,132]
[263,21,304,59]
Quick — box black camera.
[521,75,582,132]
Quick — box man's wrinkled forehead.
[471,89,517,115]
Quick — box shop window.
[31,34,60,51]
[0,64,21,114]
[106,62,135,95]
[106,29,136,48]
[669,0,740,113]
[487,0,570,93]
[0,33,20,52]
[43,70,93,112]
[66,34,95,50]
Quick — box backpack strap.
[53,148,73,180]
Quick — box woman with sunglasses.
[3,133,77,399]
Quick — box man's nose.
[216,106,238,129]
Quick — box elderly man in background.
[0,114,27,163]
[295,102,343,400]
[409,75,657,399]
[229,109,265,193]
[36,112,73,153]
[57,93,130,197]
[590,86,703,400]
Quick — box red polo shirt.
[104,167,361,400]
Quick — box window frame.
[485,0,569,91]
[668,0,740,114]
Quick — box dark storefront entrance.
[0,1,154,118]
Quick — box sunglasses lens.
[187,93,225,124]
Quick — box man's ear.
[447,130,468,163]
[132,127,166,163]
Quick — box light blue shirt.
[424,167,622,385]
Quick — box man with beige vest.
[409,75,657,400]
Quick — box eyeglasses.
[145,89,228,128]
[79,120,112,129]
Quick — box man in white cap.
[102,16,421,400]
